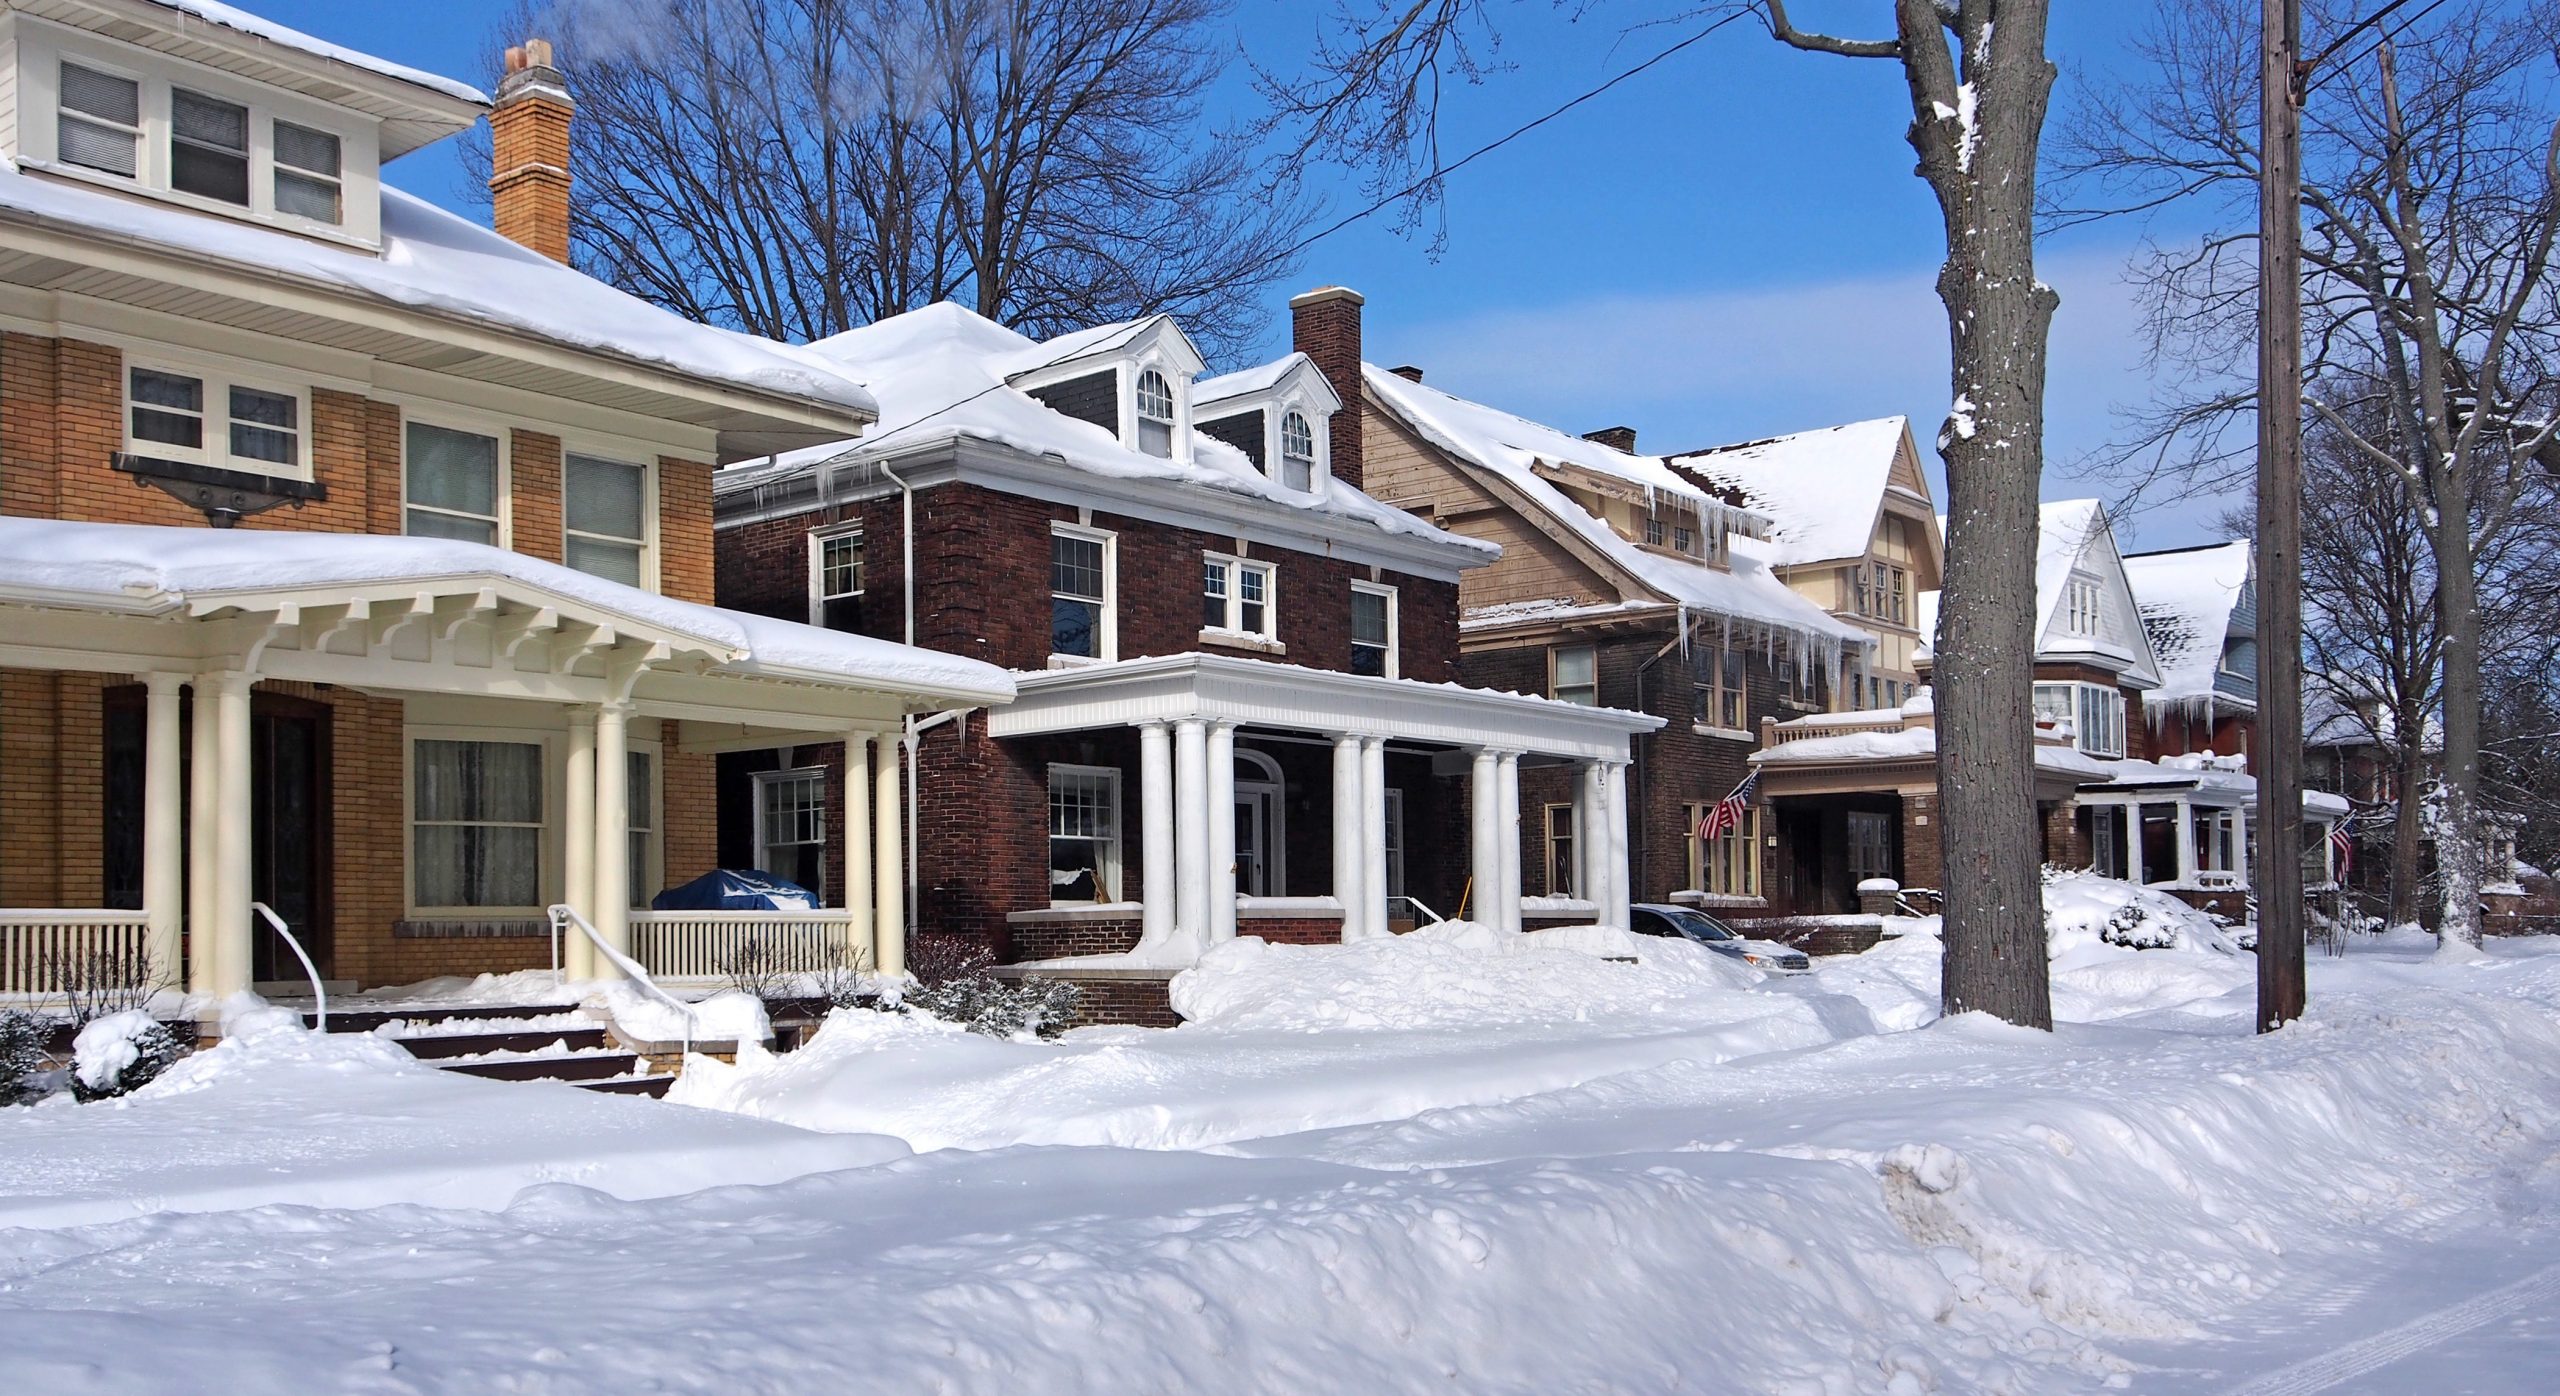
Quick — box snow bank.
[595,983,770,1045]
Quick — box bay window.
[2034,682,2127,758]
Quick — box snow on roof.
[144,0,490,106]
[2034,499,2108,641]
[1194,354,1314,407]
[721,303,1482,557]
[2122,541,2254,706]
[1670,417,1913,567]
[1363,366,1868,654]
[0,166,877,422]
[0,517,1013,700]
[1749,722,2116,780]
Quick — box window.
[1694,648,1745,730]
[1351,583,1398,678]
[170,87,250,206]
[1889,567,1909,624]
[412,739,543,910]
[1049,765,1121,903]
[1280,410,1317,490]
[1385,789,1408,901]
[1674,524,1695,554]
[1692,805,1759,897]
[2089,806,2125,879]
[58,63,140,177]
[754,768,826,901]
[1134,368,1176,458]
[272,120,342,224]
[1645,516,1668,547]
[1851,565,1874,616]
[404,422,501,545]
[1545,804,1576,896]
[126,363,307,477]
[1051,525,1113,660]
[1202,555,1276,638]
[564,453,648,587]
[2222,638,2257,677]
[2035,682,2126,758]
[2066,575,2104,635]
[626,750,657,907]
[1846,810,1894,886]
[810,530,865,632]
[1552,645,1598,705]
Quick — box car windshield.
[1663,911,1737,942]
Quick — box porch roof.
[986,651,1662,761]
[2079,756,2352,819]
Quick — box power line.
[2305,0,2455,95]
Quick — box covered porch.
[2075,754,2353,920]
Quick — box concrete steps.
[310,1004,675,1097]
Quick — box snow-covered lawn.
[4,922,2558,1393]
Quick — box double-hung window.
[810,529,865,632]
[2034,682,2126,758]
[1552,645,1599,705]
[564,453,649,587]
[2066,575,2103,635]
[1280,411,1317,490]
[1692,804,1759,897]
[272,120,343,223]
[1846,811,1894,885]
[1202,554,1276,639]
[1350,583,1398,677]
[1694,648,1745,730]
[57,63,140,177]
[411,739,544,911]
[49,56,361,235]
[1545,804,1576,896]
[127,362,307,478]
[404,422,503,545]
[1134,369,1176,458]
[170,88,250,206]
[1049,765,1121,903]
[1051,525,1114,661]
[1889,567,1909,624]
[1644,516,1668,547]
[754,768,826,901]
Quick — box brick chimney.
[1291,285,1365,492]
[489,39,573,263]
[1389,365,1424,383]
[1583,425,1637,453]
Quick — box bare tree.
[501,0,1297,358]
[2056,0,2560,949]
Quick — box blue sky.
[249,0,2222,545]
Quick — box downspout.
[906,706,972,914]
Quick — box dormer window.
[58,64,140,177]
[274,122,344,223]
[171,88,251,205]
[2066,575,2103,636]
[1280,411,1317,490]
[1135,369,1176,458]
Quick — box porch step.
[310,1004,579,1034]
[394,1027,614,1060]
[442,1051,642,1084]
[581,1075,676,1099]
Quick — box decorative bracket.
[114,452,325,528]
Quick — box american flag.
[2328,823,2354,876]
[1697,770,1760,842]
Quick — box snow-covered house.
[0,4,1011,1008]
[1357,365,1869,916]
[1669,417,1944,710]
[713,288,1660,1015]
[2123,540,2259,769]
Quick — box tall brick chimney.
[1291,285,1365,492]
[1582,426,1637,453]
[489,39,573,263]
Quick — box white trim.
[1050,520,1118,663]
[751,765,828,904]
[400,412,511,549]
[1047,761,1124,905]
[1233,747,1286,897]
[561,448,658,594]
[122,350,314,480]
[1202,551,1278,641]
[807,524,865,628]
[1351,580,1399,679]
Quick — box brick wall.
[657,455,717,604]
[1901,792,1944,892]
[1291,287,1367,493]
[1007,918,1143,961]
[510,429,566,565]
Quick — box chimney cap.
[1289,285,1365,309]
[1390,365,1424,383]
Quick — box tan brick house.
[0,2,1007,1005]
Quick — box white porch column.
[592,702,631,979]
[1206,721,1239,942]
[872,735,906,977]
[1495,750,1523,933]
[1331,732,1366,939]
[1577,760,1606,907]
[2231,809,2251,887]
[140,674,184,993]
[2123,806,2144,885]
[561,709,597,980]
[1175,719,1211,948]
[1604,759,1633,927]
[843,734,876,969]
[1469,747,1502,924]
[2172,798,2197,885]
[1360,735,1389,938]
[1138,721,1176,947]
[209,671,253,997]
[186,679,219,996]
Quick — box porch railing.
[0,910,152,998]
[627,910,864,981]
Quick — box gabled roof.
[1005,314,1204,384]
[1362,365,1870,652]
[1670,417,1926,568]
[1913,500,2163,689]
[1194,352,1338,415]
[2123,540,2256,710]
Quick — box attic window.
[273,121,344,224]
[58,64,140,177]
[1135,369,1175,458]
[171,88,251,207]
[2065,576,2103,636]
[1280,411,1316,490]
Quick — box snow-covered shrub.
[69,1009,187,1102]
[806,943,877,1010]
[0,1010,50,1105]
[2099,899,2178,950]
[900,973,1082,1039]
[2042,869,2240,955]
[45,943,160,1027]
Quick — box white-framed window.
[1051,523,1115,661]
[1644,515,1667,547]
[125,360,310,478]
[1134,368,1176,458]
[1674,524,1696,554]
[1552,645,1599,706]
[57,61,140,178]
[1846,810,1894,886]
[403,420,504,545]
[1691,804,1760,897]
[809,528,865,632]
[1280,410,1317,490]
[1851,564,1874,617]
[1202,554,1277,639]
[410,737,546,912]
[1694,648,1745,730]
[1049,764,1122,903]
[2034,681,2126,758]
[170,86,250,207]
[2089,805,2126,879]
[1385,788,1407,901]
[1351,582,1398,678]
[625,748,659,907]
[564,452,650,588]
[753,767,826,901]
[2066,575,2104,636]
[1888,566,1909,624]
[1545,803,1577,896]
[271,119,343,224]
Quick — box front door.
[1234,784,1278,897]
[249,699,330,982]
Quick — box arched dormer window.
[1280,410,1316,490]
[1135,368,1176,458]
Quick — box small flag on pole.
[2328,823,2353,877]
[1697,770,1760,842]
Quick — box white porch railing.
[628,911,865,980]
[0,910,152,997]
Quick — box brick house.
[0,5,1007,1006]
[2123,540,2261,769]
[1357,367,1873,921]
[712,288,1659,994]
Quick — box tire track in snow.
[2219,1259,2560,1396]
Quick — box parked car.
[1628,904,1813,972]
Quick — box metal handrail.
[1398,895,1448,925]
[547,904,697,1057]
[250,900,326,1032]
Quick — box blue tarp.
[650,869,818,912]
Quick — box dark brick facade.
[1009,917,1143,961]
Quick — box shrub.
[0,1010,49,1106]
[2100,900,2178,950]
[719,936,792,1001]
[69,1010,187,1103]
[44,944,161,1027]
[900,971,1082,1039]
[806,942,877,1010]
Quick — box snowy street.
[4,924,2557,1393]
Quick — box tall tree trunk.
[2388,723,2426,928]
[2433,493,2485,947]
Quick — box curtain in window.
[413,739,542,908]
[565,454,646,584]
[406,423,500,543]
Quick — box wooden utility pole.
[2256,0,2308,1030]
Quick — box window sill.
[114,451,324,497]
[1691,723,1752,742]
[1009,902,1144,923]
[1198,627,1285,655]
[1047,653,1109,670]
[21,158,382,253]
